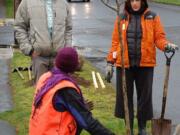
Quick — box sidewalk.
[0,2,16,135]
[0,120,16,135]
[0,24,14,45]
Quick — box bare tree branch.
[100,0,117,12]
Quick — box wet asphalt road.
[0,2,16,135]
[70,0,180,125]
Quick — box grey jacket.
[14,0,72,56]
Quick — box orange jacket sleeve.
[107,17,120,63]
[154,15,169,51]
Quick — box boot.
[130,128,134,135]
[138,129,147,135]
[138,119,147,135]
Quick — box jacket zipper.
[134,16,138,66]
[44,0,54,57]
[51,0,54,56]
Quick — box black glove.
[105,63,114,83]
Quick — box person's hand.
[105,63,114,83]
[85,99,94,111]
[165,43,179,53]
[31,51,40,58]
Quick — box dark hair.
[125,0,148,15]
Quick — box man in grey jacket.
[14,0,72,83]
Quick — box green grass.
[0,50,151,135]
[154,0,180,6]
[6,0,14,18]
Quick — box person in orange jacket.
[105,0,178,135]
[29,47,115,135]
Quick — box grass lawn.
[154,0,180,6]
[5,0,14,18]
[0,50,151,135]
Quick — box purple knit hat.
[55,47,79,73]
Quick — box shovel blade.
[152,119,172,135]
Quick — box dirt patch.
[71,73,91,87]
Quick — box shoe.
[138,129,147,135]
[130,128,134,135]
[138,119,147,135]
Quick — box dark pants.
[115,67,154,122]
[32,56,54,84]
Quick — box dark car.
[67,0,90,2]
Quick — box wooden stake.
[15,68,24,80]
[28,67,32,80]
[96,72,106,89]
[92,71,98,89]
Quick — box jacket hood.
[125,0,148,15]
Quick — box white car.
[67,0,90,2]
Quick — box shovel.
[152,51,175,135]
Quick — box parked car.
[67,0,90,2]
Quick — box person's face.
[130,0,141,11]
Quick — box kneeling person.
[29,47,115,135]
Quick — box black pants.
[115,67,154,121]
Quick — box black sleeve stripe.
[144,11,157,20]
[120,12,128,20]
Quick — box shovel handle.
[164,51,175,66]
[161,51,175,119]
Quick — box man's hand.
[165,43,179,53]
[31,51,40,58]
[85,99,94,111]
[105,63,114,83]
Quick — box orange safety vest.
[29,72,81,135]
[107,9,168,67]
